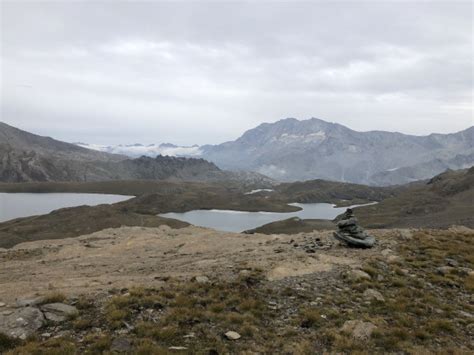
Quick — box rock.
[111,337,132,352]
[40,303,78,322]
[334,232,375,248]
[381,249,392,257]
[445,258,459,267]
[337,218,359,228]
[398,229,413,241]
[0,306,45,339]
[387,255,402,264]
[194,276,210,284]
[363,289,385,302]
[239,269,251,276]
[448,225,473,234]
[0,302,6,307]
[459,311,473,318]
[341,320,377,340]
[169,346,188,350]
[436,266,454,276]
[16,297,44,307]
[333,209,375,248]
[224,331,241,340]
[467,323,474,334]
[348,270,371,281]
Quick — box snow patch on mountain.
[76,143,202,158]
[277,131,327,143]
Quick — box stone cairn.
[333,208,375,248]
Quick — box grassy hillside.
[355,167,474,228]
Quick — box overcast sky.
[1,1,472,145]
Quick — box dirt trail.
[0,226,399,303]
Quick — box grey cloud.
[1,1,472,145]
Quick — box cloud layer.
[1,1,472,145]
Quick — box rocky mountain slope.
[0,122,125,182]
[246,167,474,234]
[354,167,474,229]
[0,122,271,186]
[200,118,474,185]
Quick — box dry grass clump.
[0,333,20,353]
[40,291,66,305]
[299,308,324,329]
[5,337,76,355]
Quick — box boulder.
[387,255,402,264]
[363,289,385,302]
[341,320,377,340]
[194,276,210,284]
[381,249,393,257]
[348,270,371,281]
[0,307,45,339]
[224,331,241,340]
[111,337,132,353]
[40,303,78,322]
[436,266,454,276]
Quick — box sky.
[1,1,473,146]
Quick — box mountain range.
[200,118,473,185]
[0,122,270,186]
[78,117,474,186]
[75,142,202,158]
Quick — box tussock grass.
[40,291,66,305]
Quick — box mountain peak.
[201,117,473,185]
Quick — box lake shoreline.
[159,202,376,233]
[0,192,133,223]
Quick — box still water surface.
[0,193,132,223]
[160,202,372,233]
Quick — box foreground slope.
[0,226,472,353]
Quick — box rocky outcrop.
[40,303,78,322]
[333,209,375,248]
[0,301,78,339]
[0,307,45,339]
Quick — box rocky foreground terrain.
[0,225,472,353]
